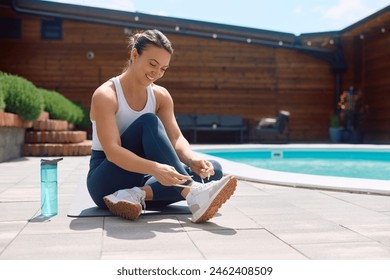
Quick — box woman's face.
[131,46,171,86]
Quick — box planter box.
[329,127,342,143]
[0,112,32,128]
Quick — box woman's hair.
[129,29,173,54]
[125,29,173,68]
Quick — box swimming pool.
[199,147,390,180]
[193,144,390,195]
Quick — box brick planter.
[0,112,91,159]
[23,141,92,156]
[23,113,91,157]
[0,112,33,128]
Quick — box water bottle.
[40,158,63,217]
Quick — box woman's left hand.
[189,158,215,179]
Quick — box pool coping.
[192,144,390,196]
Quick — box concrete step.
[23,140,92,157]
[25,130,87,144]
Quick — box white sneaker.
[103,187,146,221]
[186,175,237,223]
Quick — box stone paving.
[1,155,390,260]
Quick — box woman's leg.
[87,150,145,208]
[87,113,192,208]
[120,114,193,202]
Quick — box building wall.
[341,13,390,142]
[1,3,389,142]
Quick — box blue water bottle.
[40,158,63,217]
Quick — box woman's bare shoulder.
[90,80,117,120]
[92,80,116,103]
[152,84,174,115]
[151,84,172,102]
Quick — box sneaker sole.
[103,197,141,221]
[193,176,237,223]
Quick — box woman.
[87,29,237,223]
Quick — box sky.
[44,0,389,35]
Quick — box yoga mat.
[67,177,190,217]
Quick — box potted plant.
[329,114,342,143]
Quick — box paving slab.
[186,228,307,259]
[294,241,390,260]
[0,232,103,260]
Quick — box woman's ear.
[130,48,138,63]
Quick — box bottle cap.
[41,158,63,166]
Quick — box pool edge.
[193,144,390,196]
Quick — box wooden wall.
[341,13,390,142]
[1,2,389,142]
[165,35,334,141]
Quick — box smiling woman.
[86,29,238,223]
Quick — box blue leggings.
[87,113,223,209]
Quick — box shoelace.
[175,172,210,189]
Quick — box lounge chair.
[254,110,290,142]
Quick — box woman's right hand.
[152,163,192,186]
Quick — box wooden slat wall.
[1,4,389,142]
[156,35,334,140]
[342,17,390,142]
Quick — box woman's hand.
[189,158,215,179]
[152,163,192,186]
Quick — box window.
[0,17,21,39]
[41,18,62,40]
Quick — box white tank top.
[91,76,157,151]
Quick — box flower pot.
[329,127,342,143]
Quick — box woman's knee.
[137,113,159,126]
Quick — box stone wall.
[0,127,25,162]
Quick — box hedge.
[0,71,86,124]
[0,72,43,121]
[0,83,6,112]
[39,88,84,125]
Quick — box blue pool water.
[200,148,390,180]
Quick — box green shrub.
[330,114,340,127]
[0,83,5,112]
[39,88,85,125]
[73,101,90,130]
[0,72,43,120]
[0,71,86,124]
[0,93,5,112]
[0,72,7,112]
